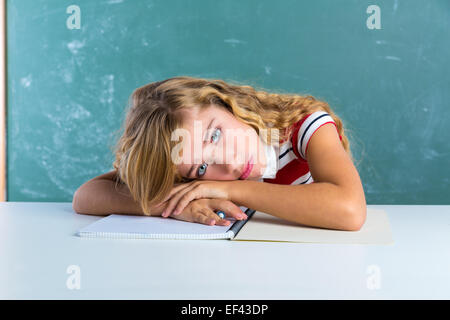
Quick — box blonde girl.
[73,76,366,231]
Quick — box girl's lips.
[239,156,254,180]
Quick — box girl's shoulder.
[280,111,339,160]
[278,112,315,144]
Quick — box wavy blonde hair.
[112,76,352,215]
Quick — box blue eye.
[197,128,220,177]
[211,128,221,143]
[197,163,208,177]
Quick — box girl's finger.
[198,208,230,226]
[162,182,199,217]
[162,181,195,203]
[172,185,204,217]
[191,211,219,226]
[208,199,247,221]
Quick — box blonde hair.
[112,76,352,215]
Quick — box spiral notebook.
[77,206,255,240]
[76,207,393,244]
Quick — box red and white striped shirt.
[262,111,341,185]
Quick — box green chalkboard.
[7,0,450,204]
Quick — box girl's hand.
[162,180,233,218]
[170,198,247,226]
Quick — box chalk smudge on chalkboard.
[44,103,90,132]
[61,68,73,83]
[363,182,375,195]
[100,75,115,105]
[20,187,47,199]
[67,39,86,55]
[385,56,401,62]
[224,39,247,47]
[423,149,441,161]
[20,74,32,88]
[68,103,91,120]
[141,38,160,49]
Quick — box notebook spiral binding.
[77,230,236,240]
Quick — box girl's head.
[174,103,267,182]
[112,76,351,215]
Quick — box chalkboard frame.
[0,0,5,202]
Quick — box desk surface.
[1,202,449,299]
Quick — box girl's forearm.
[228,180,366,231]
[73,178,166,216]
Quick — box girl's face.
[176,104,267,181]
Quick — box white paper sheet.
[233,208,393,244]
[76,206,248,240]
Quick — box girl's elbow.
[72,189,86,214]
[343,201,367,231]
[72,188,93,215]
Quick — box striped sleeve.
[294,111,339,160]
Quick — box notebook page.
[232,208,393,244]
[77,206,249,240]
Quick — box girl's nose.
[203,144,240,178]
[212,163,240,179]
[204,140,229,165]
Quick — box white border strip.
[0,0,6,202]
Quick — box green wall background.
[7,0,450,203]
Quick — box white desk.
[1,202,449,299]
